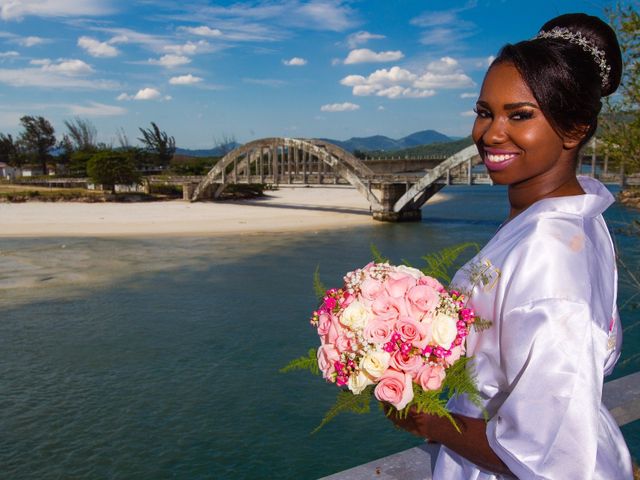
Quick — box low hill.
[320,129,452,152]
[365,136,475,158]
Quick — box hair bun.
[539,13,622,96]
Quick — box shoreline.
[0,186,451,238]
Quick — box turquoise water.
[1,185,638,479]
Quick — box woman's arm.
[386,405,513,476]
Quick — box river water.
[1,185,638,479]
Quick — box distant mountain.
[175,143,241,158]
[319,129,452,152]
[174,130,453,157]
[367,136,475,158]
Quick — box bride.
[388,13,634,479]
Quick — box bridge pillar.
[371,183,421,222]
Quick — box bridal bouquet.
[284,257,484,432]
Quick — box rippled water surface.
[1,185,639,479]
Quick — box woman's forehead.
[479,63,538,104]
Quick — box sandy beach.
[0,186,448,238]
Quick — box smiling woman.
[386,13,634,480]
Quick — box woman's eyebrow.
[475,100,539,110]
[504,101,538,110]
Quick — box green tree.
[64,117,98,152]
[601,3,639,173]
[0,133,22,167]
[87,150,140,193]
[18,115,56,175]
[138,122,175,167]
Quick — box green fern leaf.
[279,348,320,376]
[420,242,479,284]
[370,244,388,264]
[313,265,327,301]
[312,386,374,434]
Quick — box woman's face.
[472,62,571,187]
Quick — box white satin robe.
[433,177,633,479]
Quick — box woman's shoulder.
[498,211,614,306]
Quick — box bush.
[87,150,140,193]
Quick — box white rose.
[341,300,370,330]
[432,313,458,349]
[394,265,423,279]
[347,371,374,394]
[360,349,391,379]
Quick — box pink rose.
[389,351,424,375]
[417,276,444,291]
[384,272,416,298]
[334,334,352,353]
[406,285,440,320]
[322,315,344,345]
[396,317,429,345]
[444,344,465,366]
[360,277,384,302]
[317,313,331,336]
[372,294,405,322]
[363,318,394,344]
[416,363,445,391]
[374,368,414,410]
[317,344,340,380]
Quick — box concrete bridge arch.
[189,137,481,221]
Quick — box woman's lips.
[482,148,519,172]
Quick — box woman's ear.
[562,125,590,150]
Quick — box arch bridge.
[187,137,482,221]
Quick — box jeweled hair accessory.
[534,26,611,89]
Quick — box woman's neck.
[507,174,585,219]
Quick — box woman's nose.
[481,118,508,145]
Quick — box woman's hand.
[384,403,434,439]
[384,403,512,476]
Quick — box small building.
[0,162,19,180]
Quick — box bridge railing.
[320,371,640,480]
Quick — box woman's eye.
[473,108,491,119]
[509,110,534,121]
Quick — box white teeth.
[486,153,515,163]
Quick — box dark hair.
[491,13,622,145]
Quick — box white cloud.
[31,58,94,76]
[377,105,385,111]
[134,88,161,100]
[340,58,473,99]
[169,74,203,85]
[117,88,163,101]
[320,102,360,112]
[164,40,213,56]
[295,1,357,31]
[78,36,119,58]
[413,57,474,89]
[410,4,478,48]
[17,36,46,47]
[460,110,476,117]
[149,54,191,68]
[0,51,19,58]
[487,55,495,65]
[346,31,385,49]
[283,57,307,66]
[180,26,223,38]
[68,102,127,117]
[0,68,117,89]
[344,49,404,65]
[460,92,477,98]
[0,0,114,21]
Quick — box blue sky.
[0,0,613,149]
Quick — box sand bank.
[0,186,450,238]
